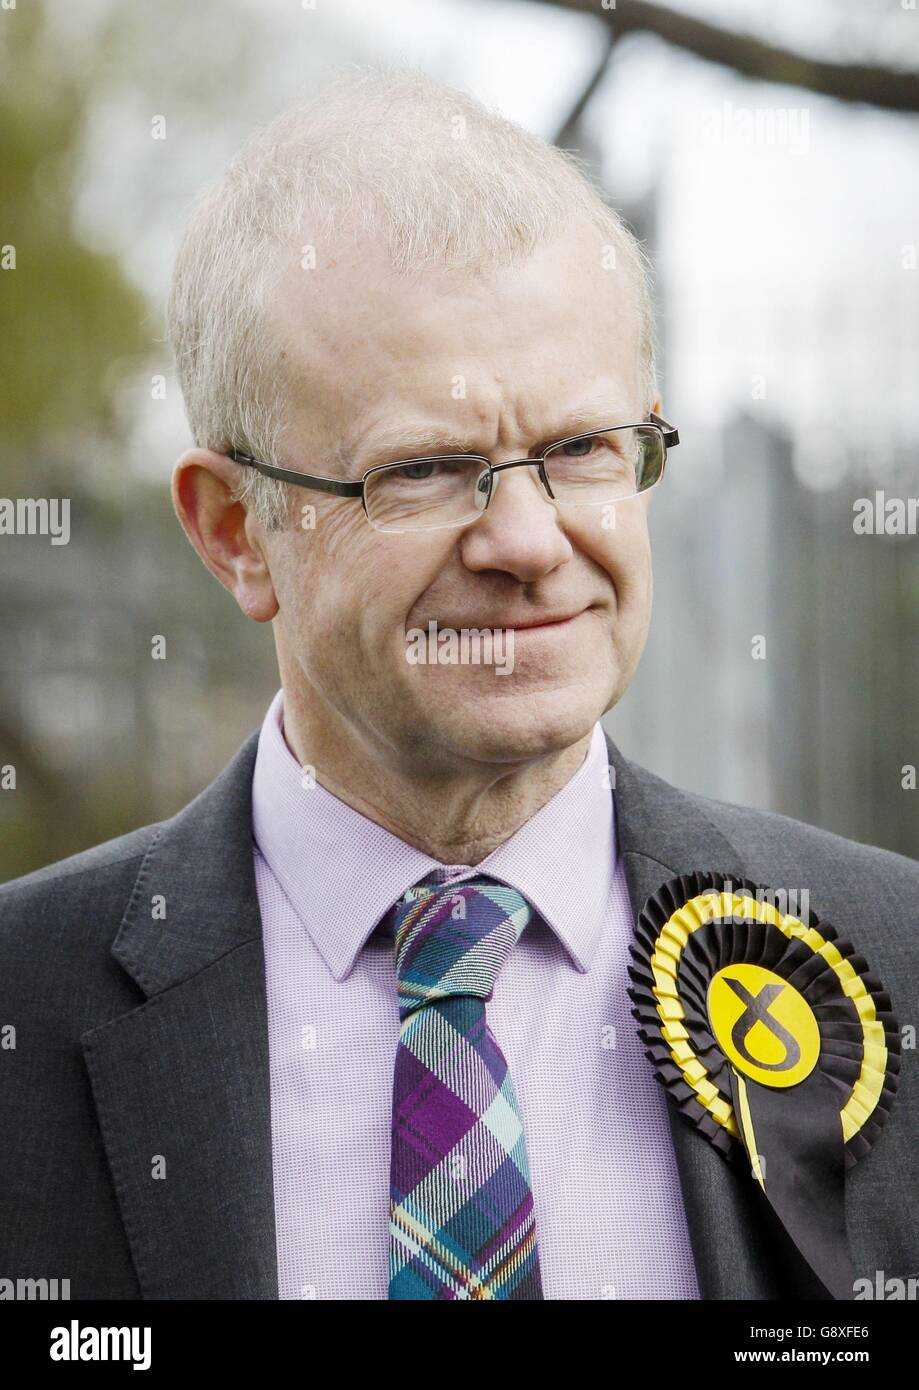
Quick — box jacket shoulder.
[617,760,919,993]
[0,821,162,934]
[681,779,919,889]
[0,822,170,1057]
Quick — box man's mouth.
[503,611,584,631]
[436,608,590,632]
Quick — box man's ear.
[171,448,279,621]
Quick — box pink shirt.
[252,688,700,1300]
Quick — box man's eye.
[397,461,437,480]
[559,436,601,458]
[392,459,468,482]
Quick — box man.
[1,68,916,1302]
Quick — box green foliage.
[0,2,148,467]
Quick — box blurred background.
[1,0,917,878]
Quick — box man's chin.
[423,689,607,767]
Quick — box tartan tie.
[387,875,545,1300]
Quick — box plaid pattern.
[387,877,545,1300]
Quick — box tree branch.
[543,0,919,113]
[553,29,618,147]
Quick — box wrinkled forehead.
[266,220,644,456]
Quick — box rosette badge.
[627,870,901,1300]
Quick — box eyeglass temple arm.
[227,449,363,497]
[649,411,679,449]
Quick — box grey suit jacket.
[1,728,917,1300]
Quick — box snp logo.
[50,1320,151,1371]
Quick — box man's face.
[264,220,655,774]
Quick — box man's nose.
[459,461,573,581]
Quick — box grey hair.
[166,64,658,531]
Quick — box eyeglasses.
[228,411,679,534]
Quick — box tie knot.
[390,876,533,1020]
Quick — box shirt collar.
[251,689,616,981]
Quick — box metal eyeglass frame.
[227,411,680,531]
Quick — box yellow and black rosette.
[627,870,901,1300]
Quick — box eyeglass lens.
[362,425,664,532]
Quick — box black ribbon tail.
[727,1065,855,1300]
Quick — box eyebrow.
[347,400,639,472]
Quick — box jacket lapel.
[80,731,276,1299]
[604,730,814,1298]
